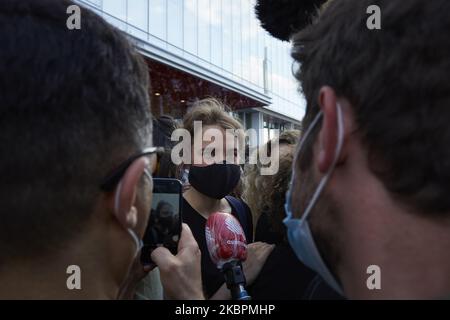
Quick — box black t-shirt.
[249,211,343,300]
[247,243,317,299]
[182,197,253,298]
[255,210,285,244]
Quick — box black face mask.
[188,163,241,199]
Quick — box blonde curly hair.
[242,130,301,236]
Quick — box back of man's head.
[0,0,151,263]
[292,0,450,215]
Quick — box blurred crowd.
[1,0,450,300]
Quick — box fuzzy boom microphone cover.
[255,0,328,41]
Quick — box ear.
[317,86,344,173]
[112,157,150,230]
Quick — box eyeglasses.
[99,147,165,192]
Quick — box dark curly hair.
[153,115,179,178]
[255,0,328,41]
[292,0,450,214]
[243,130,300,241]
[0,0,151,260]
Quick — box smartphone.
[140,178,183,266]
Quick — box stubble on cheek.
[292,155,344,284]
[310,187,344,284]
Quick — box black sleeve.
[241,200,254,243]
[247,244,317,300]
[226,196,254,244]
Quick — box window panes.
[198,0,211,62]
[210,0,223,68]
[184,0,198,55]
[127,0,148,40]
[167,0,183,50]
[149,0,167,41]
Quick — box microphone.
[205,212,251,300]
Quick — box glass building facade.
[79,0,305,143]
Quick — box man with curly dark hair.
[0,0,202,299]
[287,0,450,299]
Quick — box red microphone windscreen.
[205,212,247,268]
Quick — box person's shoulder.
[225,196,250,219]
[240,199,251,213]
[225,196,251,213]
[225,196,254,241]
[238,198,253,225]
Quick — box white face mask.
[182,168,190,185]
[126,227,144,258]
[283,103,345,296]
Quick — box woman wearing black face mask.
[181,99,275,300]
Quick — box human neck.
[339,188,450,299]
[343,232,450,299]
[184,187,224,218]
[0,253,119,299]
[327,143,450,299]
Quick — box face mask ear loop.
[300,103,345,223]
[114,179,144,256]
[288,111,324,213]
[294,111,324,169]
[143,169,152,182]
[127,229,143,254]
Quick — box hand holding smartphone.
[140,178,182,266]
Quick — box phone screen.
[141,178,182,266]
